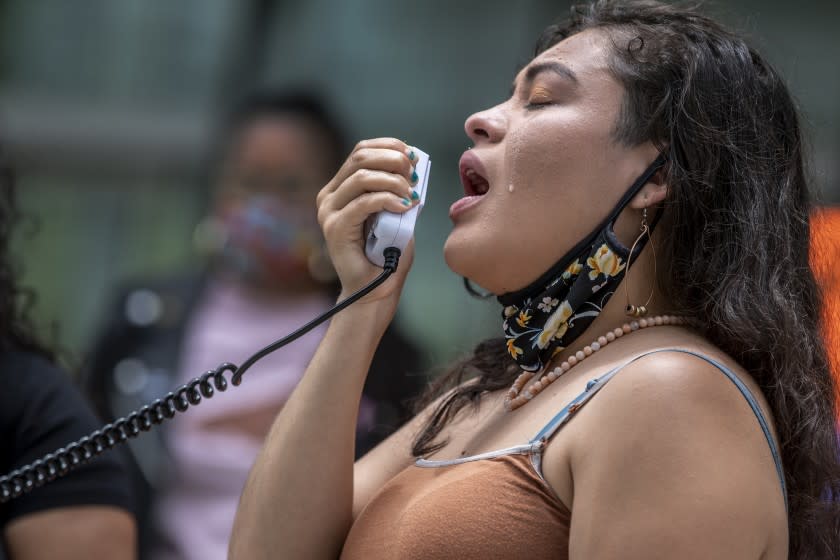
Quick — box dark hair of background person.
[192,89,348,216]
[0,155,54,361]
[213,89,347,181]
[410,1,840,557]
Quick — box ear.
[628,167,668,210]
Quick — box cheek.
[503,114,621,247]
[505,110,610,198]
[506,119,573,196]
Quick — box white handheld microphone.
[364,148,431,267]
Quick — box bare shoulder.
[556,344,788,558]
[575,345,784,492]
[584,345,779,448]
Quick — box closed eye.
[524,86,554,110]
[524,101,552,111]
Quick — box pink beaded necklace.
[505,314,689,411]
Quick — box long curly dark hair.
[411,1,840,557]
[0,157,54,360]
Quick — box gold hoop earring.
[625,207,656,317]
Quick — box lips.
[459,151,490,196]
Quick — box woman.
[0,163,136,557]
[230,1,840,558]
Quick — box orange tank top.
[340,349,787,559]
[341,453,570,559]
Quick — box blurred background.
[2,0,839,371]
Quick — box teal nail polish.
[411,170,419,183]
[408,149,416,161]
[411,189,419,200]
[401,198,411,206]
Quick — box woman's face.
[215,116,334,212]
[444,29,659,295]
[209,116,335,290]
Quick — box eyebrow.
[509,61,579,95]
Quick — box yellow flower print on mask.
[506,338,524,358]
[503,306,517,318]
[537,301,573,349]
[562,259,583,280]
[587,244,626,280]
[516,310,532,328]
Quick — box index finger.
[326,138,414,193]
[353,138,410,154]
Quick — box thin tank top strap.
[529,348,788,512]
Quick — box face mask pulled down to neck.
[498,155,666,372]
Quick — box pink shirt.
[152,278,330,560]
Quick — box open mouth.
[459,151,491,196]
[462,168,490,196]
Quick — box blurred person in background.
[0,160,136,559]
[84,91,424,560]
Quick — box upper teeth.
[465,168,488,194]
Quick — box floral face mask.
[499,155,666,372]
[217,195,323,286]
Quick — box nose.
[464,105,506,144]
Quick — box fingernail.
[411,169,419,183]
[410,189,419,200]
[401,198,411,206]
[407,149,416,162]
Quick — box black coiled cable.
[0,247,401,504]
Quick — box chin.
[443,229,501,295]
[445,227,561,296]
[443,231,466,273]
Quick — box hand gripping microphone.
[364,148,430,267]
